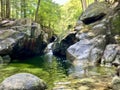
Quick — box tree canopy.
[0,0,115,35]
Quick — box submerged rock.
[0,73,47,90]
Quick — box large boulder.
[0,73,47,90]
[67,35,106,67]
[0,19,51,59]
[80,2,110,24]
[0,29,24,55]
[101,44,120,66]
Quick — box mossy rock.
[111,12,120,35]
[80,1,110,23]
[0,30,16,40]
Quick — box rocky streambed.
[54,75,112,90]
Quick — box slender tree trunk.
[21,0,26,18]
[35,0,41,22]
[23,0,26,18]
[80,0,87,11]
[1,0,5,19]
[6,0,10,18]
[94,0,98,2]
[0,0,2,20]
[21,0,23,18]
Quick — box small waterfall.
[44,42,54,62]
[46,43,54,55]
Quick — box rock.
[116,66,120,76]
[80,2,110,24]
[111,76,120,90]
[0,56,3,66]
[66,35,106,75]
[67,35,106,66]
[78,86,90,90]
[92,23,107,35]
[2,55,11,64]
[76,31,96,40]
[53,86,71,90]
[76,32,90,40]
[53,33,78,58]
[0,19,16,27]
[75,21,107,40]
[14,18,32,26]
[0,73,47,90]
[101,44,120,66]
[0,30,22,55]
[0,19,52,59]
[112,55,120,66]
[111,11,120,35]
[74,20,84,31]
[114,35,120,44]
[53,75,112,90]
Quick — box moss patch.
[0,56,67,90]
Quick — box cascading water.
[44,42,88,77]
[44,42,54,62]
[44,42,71,75]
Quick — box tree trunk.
[80,0,87,11]
[1,0,5,19]
[35,0,41,22]
[23,0,26,18]
[94,0,98,2]
[0,0,2,20]
[21,0,26,18]
[6,0,10,18]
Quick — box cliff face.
[53,1,120,68]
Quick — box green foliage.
[57,0,82,36]
[38,0,61,28]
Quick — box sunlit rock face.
[0,18,53,59]
[67,35,106,66]
[0,73,47,90]
[80,2,110,25]
[101,44,120,66]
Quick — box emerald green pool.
[0,55,68,89]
